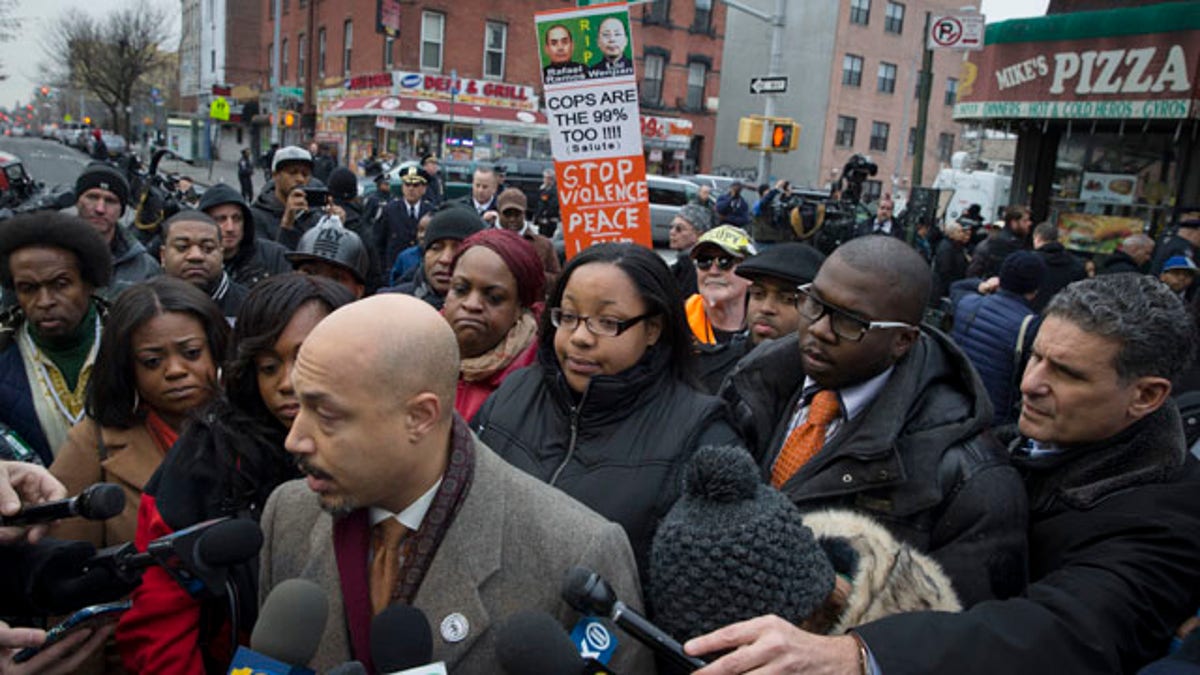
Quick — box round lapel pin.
[440,612,469,643]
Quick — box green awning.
[985,1,1200,45]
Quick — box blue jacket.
[715,192,750,226]
[950,281,1039,425]
[0,343,53,464]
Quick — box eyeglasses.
[795,283,916,342]
[550,308,654,337]
[694,255,736,272]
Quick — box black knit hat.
[736,242,826,286]
[422,206,484,251]
[649,445,835,642]
[74,164,130,214]
[999,250,1046,295]
[327,167,358,201]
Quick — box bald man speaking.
[257,295,652,673]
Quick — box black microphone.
[0,483,124,526]
[496,610,616,675]
[562,566,705,672]
[369,605,445,674]
[85,517,262,596]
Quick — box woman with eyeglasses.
[685,225,757,345]
[443,229,544,421]
[49,277,229,549]
[472,243,742,576]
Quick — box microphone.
[0,483,124,526]
[370,605,445,674]
[496,610,616,675]
[86,517,262,596]
[562,566,706,672]
[226,577,328,675]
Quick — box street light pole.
[721,0,786,186]
[270,0,282,145]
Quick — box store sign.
[955,27,1199,119]
[641,114,694,148]
[375,115,396,131]
[1080,172,1137,205]
[537,3,651,257]
[342,71,538,111]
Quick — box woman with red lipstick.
[117,273,354,675]
[50,277,229,549]
[473,243,742,577]
[443,229,545,421]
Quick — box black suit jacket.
[380,198,432,269]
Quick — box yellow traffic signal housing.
[737,116,766,149]
[768,119,799,152]
[282,111,297,127]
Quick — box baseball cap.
[286,222,370,284]
[1162,256,1199,274]
[272,145,314,172]
[692,225,758,259]
[497,188,527,213]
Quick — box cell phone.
[302,186,330,209]
[11,600,131,664]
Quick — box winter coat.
[967,227,1028,279]
[950,282,1039,425]
[387,267,444,310]
[715,192,750,226]
[857,404,1200,674]
[1032,242,1086,312]
[198,183,290,288]
[1151,233,1199,275]
[248,183,322,248]
[719,330,1028,607]
[932,238,969,303]
[457,339,538,423]
[472,346,743,577]
[1099,250,1143,276]
[108,227,162,296]
[117,401,296,675]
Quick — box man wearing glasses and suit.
[719,235,1028,609]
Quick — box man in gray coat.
[259,294,652,674]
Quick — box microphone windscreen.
[195,518,263,567]
[495,610,582,674]
[77,483,125,520]
[370,605,433,672]
[252,578,329,666]
[326,662,368,675]
[561,566,614,615]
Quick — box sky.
[0,0,1049,112]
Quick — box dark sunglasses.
[694,255,736,271]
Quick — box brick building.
[245,0,724,172]
[713,0,979,200]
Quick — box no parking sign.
[928,14,985,51]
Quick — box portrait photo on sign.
[538,21,589,86]
[586,13,634,80]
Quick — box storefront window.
[443,124,475,162]
[1051,130,1178,248]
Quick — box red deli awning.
[325,95,546,127]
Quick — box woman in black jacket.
[472,243,742,576]
[117,273,354,675]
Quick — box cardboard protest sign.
[536,3,650,257]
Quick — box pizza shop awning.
[953,3,1200,121]
[325,95,547,128]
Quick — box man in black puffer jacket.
[199,183,290,288]
[720,236,1027,608]
[1030,221,1085,312]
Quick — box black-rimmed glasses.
[550,308,654,337]
[795,283,916,342]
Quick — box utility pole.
[270,0,282,145]
[910,11,933,188]
[721,0,786,186]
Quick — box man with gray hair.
[1100,233,1155,275]
[687,273,1200,675]
[669,203,715,297]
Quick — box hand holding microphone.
[0,461,70,544]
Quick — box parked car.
[40,124,57,140]
[56,123,84,145]
[685,173,740,196]
[0,151,38,209]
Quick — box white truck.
[932,152,1012,227]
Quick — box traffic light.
[39,86,49,96]
[768,119,799,152]
[737,116,765,149]
[282,110,297,127]
[83,116,91,125]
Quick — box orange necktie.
[771,389,841,488]
[370,518,408,616]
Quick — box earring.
[131,390,141,414]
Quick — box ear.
[889,326,919,361]
[644,314,663,347]
[404,391,443,443]
[1126,376,1172,422]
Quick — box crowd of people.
[0,148,1197,675]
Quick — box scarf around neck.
[459,311,537,383]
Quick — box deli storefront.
[318,71,550,169]
[954,3,1200,253]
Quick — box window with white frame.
[297,34,306,83]
[422,11,445,71]
[342,21,352,75]
[642,53,665,106]
[878,61,897,94]
[484,21,506,79]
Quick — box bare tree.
[41,0,172,136]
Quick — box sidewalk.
[132,143,248,191]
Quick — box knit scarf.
[459,311,537,383]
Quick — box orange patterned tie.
[370,518,408,616]
[771,389,841,488]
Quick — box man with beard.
[719,235,1027,607]
[72,164,160,296]
[159,211,249,320]
[257,294,651,673]
[0,214,112,465]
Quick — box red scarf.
[143,409,180,456]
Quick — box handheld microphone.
[369,605,445,674]
[226,577,328,675]
[86,517,262,596]
[496,610,616,675]
[0,483,124,526]
[562,566,705,672]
